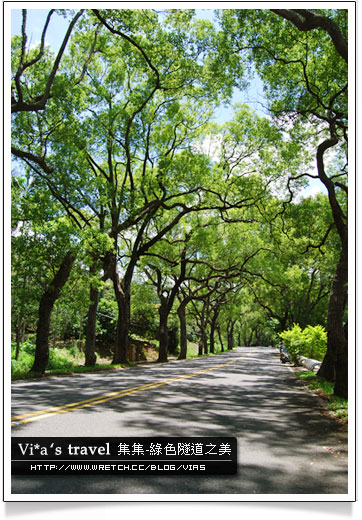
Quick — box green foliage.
[11,341,80,377]
[50,268,90,341]
[13,339,35,356]
[130,307,158,339]
[47,348,78,370]
[219,9,347,126]
[95,297,118,348]
[11,342,35,376]
[11,9,343,371]
[280,323,327,362]
[130,281,158,339]
[280,324,306,362]
[302,324,328,360]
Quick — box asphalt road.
[10,346,348,496]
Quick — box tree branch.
[12,10,84,113]
[270,9,348,63]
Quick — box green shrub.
[47,348,77,370]
[95,298,117,347]
[61,345,83,359]
[11,341,78,377]
[11,340,36,357]
[302,325,327,360]
[11,341,35,376]
[280,323,327,362]
[130,307,158,339]
[280,323,304,362]
[11,351,34,376]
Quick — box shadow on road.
[11,347,348,495]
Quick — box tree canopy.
[11,7,351,398]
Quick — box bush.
[280,323,327,362]
[11,341,35,376]
[280,324,304,362]
[12,339,36,356]
[130,307,158,339]
[95,298,117,347]
[47,348,78,370]
[11,341,78,377]
[302,325,327,360]
[11,351,34,376]
[61,344,83,359]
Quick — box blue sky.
[11,9,71,53]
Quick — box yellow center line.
[11,356,243,426]
[11,381,165,420]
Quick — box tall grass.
[11,341,80,378]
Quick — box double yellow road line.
[11,357,243,427]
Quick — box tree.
[142,233,191,362]
[270,9,348,62]
[11,168,79,372]
[219,8,349,396]
[11,8,347,392]
[11,9,221,365]
[11,9,84,114]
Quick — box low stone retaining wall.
[297,355,322,371]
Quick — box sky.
[11,9,67,48]
[10,6,327,197]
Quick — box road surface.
[10,346,348,496]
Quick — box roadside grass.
[11,339,236,380]
[11,342,135,381]
[11,362,138,381]
[296,370,348,425]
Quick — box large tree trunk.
[84,259,111,366]
[101,251,131,365]
[209,310,219,354]
[314,136,348,397]
[209,322,216,354]
[334,333,348,398]
[227,321,235,350]
[158,305,169,363]
[198,338,203,356]
[113,283,130,364]
[108,254,130,365]
[156,248,187,363]
[15,320,25,361]
[31,251,76,373]
[217,326,224,352]
[318,236,348,397]
[14,275,27,360]
[202,326,208,355]
[84,281,99,367]
[177,303,188,360]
